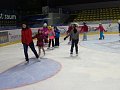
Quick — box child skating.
[46,26,55,50]
[54,26,60,48]
[64,24,79,56]
[95,23,107,40]
[33,29,46,58]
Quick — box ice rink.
[0,34,120,90]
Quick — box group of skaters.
[64,22,109,56]
[21,23,60,64]
[21,22,111,64]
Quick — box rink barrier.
[0,32,118,47]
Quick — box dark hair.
[22,23,29,30]
[83,22,86,25]
[73,27,77,33]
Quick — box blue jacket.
[54,29,60,38]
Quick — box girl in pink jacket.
[46,26,55,49]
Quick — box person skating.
[32,29,46,58]
[81,22,88,41]
[54,26,60,48]
[46,26,55,49]
[21,23,39,64]
[95,23,107,40]
[64,24,79,56]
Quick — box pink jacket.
[46,30,55,39]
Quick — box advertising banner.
[0,31,9,44]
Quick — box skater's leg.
[57,38,59,46]
[56,38,59,46]
[70,40,75,54]
[103,33,105,39]
[85,32,87,40]
[29,42,39,58]
[42,47,45,55]
[75,40,79,54]
[99,32,102,40]
[52,39,54,48]
[23,44,29,61]
[48,39,51,48]
[55,38,57,46]
[83,32,86,41]
[38,46,41,57]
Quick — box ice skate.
[51,47,54,50]
[47,47,50,49]
[70,52,73,56]
[76,52,78,56]
[68,41,71,45]
[37,58,41,62]
[25,60,29,65]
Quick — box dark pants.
[55,38,59,46]
[69,36,72,41]
[71,39,79,53]
[48,39,54,47]
[23,42,39,61]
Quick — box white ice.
[0,34,120,90]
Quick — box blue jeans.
[23,42,38,61]
[100,32,104,39]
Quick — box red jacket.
[81,25,88,32]
[21,28,33,45]
[32,33,46,46]
[96,25,105,32]
[67,26,73,34]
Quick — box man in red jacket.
[21,23,39,63]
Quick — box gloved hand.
[105,30,107,32]
[64,37,66,40]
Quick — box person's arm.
[64,32,71,40]
[101,26,107,32]
[94,26,99,31]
